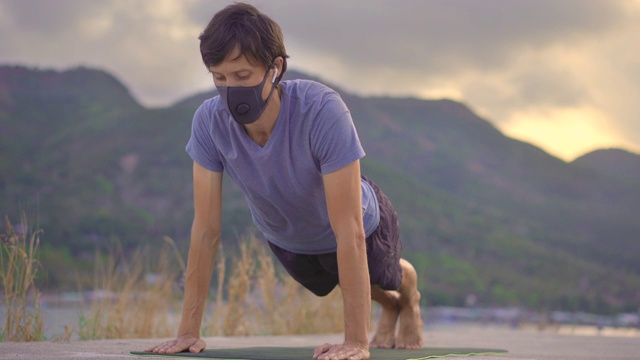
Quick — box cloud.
[0,0,208,106]
[501,107,630,161]
[265,0,625,74]
[257,0,640,159]
[1,0,639,159]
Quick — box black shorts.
[268,176,403,296]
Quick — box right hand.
[144,335,206,354]
[313,342,370,360]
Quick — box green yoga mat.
[131,346,508,359]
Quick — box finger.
[164,339,191,354]
[164,345,180,354]
[189,339,206,353]
[145,340,175,353]
[313,343,332,358]
[318,352,341,360]
[317,348,341,360]
[167,337,204,354]
[166,341,191,354]
[320,347,368,360]
[348,349,370,360]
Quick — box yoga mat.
[131,346,508,359]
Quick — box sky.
[1,0,639,161]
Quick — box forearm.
[336,230,370,348]
[177,224,220,337]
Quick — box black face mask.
[217,66,279,125]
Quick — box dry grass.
[2,224,346,341]
[203,236,344,336]
[79,234,343,339]
[0,215,44,341]
[76,238,183,340]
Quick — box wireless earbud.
[272,67,278,83]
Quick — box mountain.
[573,148,640,181]
[1,65,639,313]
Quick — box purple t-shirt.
[186,79,379,254]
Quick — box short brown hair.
[199,2,289,81]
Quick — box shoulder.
[281,79,342,104]
[191,95,230,133]
[194,95,226,120]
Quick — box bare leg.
[370,285,400,348]
[370,258,423,349]
[395,258,423,349]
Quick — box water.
[0,294,86,339]
[3,295,638,340]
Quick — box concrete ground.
[1,324,638,359]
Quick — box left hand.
[313,342,370,360]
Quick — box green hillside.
[573,148,640,181]
[1,65,638,313]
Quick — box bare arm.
[315,160,370,360]
[146,161,223,354]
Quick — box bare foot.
[370,292,400,348]
[395,290,423,349]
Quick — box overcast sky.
[1,0,639,161]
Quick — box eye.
[212,74,226,87]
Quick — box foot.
[370,293,400,348]
[395,290,423,349]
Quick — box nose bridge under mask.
[218,65,277,125]
[225,84,264,116]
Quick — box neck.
[244,85,281,145]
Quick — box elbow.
[191,221,221,246]
[203,228,222,246]
[354,228,367,249]
[336,225,367,253]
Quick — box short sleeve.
[311,93,365,175]
[185,102,224,172]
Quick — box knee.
[400,259,418,283]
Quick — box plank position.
[145,3,423,360]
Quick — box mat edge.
[130,347,509,360]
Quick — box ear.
[272,56,284,82]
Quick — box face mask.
[217,66,279,125]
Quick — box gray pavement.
[1,324,638,359]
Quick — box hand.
[144,335,206,354]
[313,342,370,360]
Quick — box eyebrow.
[210,68,252,75]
